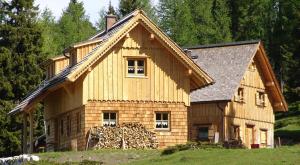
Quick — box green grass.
[129,147,300,165]
[29,146,300,165]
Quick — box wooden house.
[187,41,288,148]
[8,10,213,152]
[9,10,287,153]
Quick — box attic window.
[234,88,244,103]
[127,59,146,77]
[256,91,267,107]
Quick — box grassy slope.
[130,147,300,165]
[32,146,300,165]
[275,103,300,143]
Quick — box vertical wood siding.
[82,25,190,106]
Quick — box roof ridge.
[185,40,260,49]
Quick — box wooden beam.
[274,102,283,107]
[29,111,34,153]
[149,33,155,40]
[23,113,28,154]
[266,81,275,87]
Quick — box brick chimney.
[106,14,117,31]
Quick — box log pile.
[88,123,158,149]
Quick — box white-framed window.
[234,87,244,103]
[256,91,266,107]
[155,112,169,130]
[103,112,117,127]
[127,58,146,76]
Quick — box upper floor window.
[234,88,244,103]
[256,91,266,107]
[127,59,146,76]
[103,112,117,127]
[155,112,169,130]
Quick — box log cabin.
[187,41,288,148]
[8,10,287,152]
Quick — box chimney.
[106,14,117,31]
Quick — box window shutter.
[264,93,268,107]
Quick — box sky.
[34,0,158,25]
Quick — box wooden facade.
[189,51,277,148]
[39,12,212,151]
[11,10,286,153]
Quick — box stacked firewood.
[88,123,158,149]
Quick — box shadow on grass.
[275,129,300,145]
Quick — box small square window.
[235,88,244,103]
[127,59,146,76]
[155,112,169,129]
[256,91,266,107]
[103,112,117,127]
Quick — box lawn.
[31,146,300,165]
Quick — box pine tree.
[38,8,61,57]
[0,0,45,156]
[187,0,232,44]
[118,0,157,21]
[158,0,197,46]
[58,0,96,49]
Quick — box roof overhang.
[256,42,288,112]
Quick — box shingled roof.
[189,41,260,102]
[8,11,139,115]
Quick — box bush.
[161,141,223,155]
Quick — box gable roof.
[189,40,288,111]
[8,10,213,115]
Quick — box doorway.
[245,125,254,148]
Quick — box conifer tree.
[118,0,157,21]
[58,0,96,49]
[0,0,45,156]
[158,0,197,46]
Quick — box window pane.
[156,121,162,128]
[198,127,209,140]
[156,113,161,120]
[137,60,144,66]
[110,113,116,120]
[163,113,168,120]
[110,119,116,127]
[162,121,168,128]
[128,60,135,66]
[104,113,109,119]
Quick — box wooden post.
[29,111,34,153]
[23,113,28,154]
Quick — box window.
[60,119,64,135]
[231,125,240,140]
[47,124,50,136]
[76,112,81,134]
[256,91,266,106]
[155,112,169,129]
[103,112,117,127]
[260,130,267,148]
[198,127,209,141]
[234,88,244,103]
[67,115,71,137]
[127,59,146,76]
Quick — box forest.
[0,0,299,157]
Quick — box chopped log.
[88,123,158,149]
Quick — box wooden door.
[245,125,254,148]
